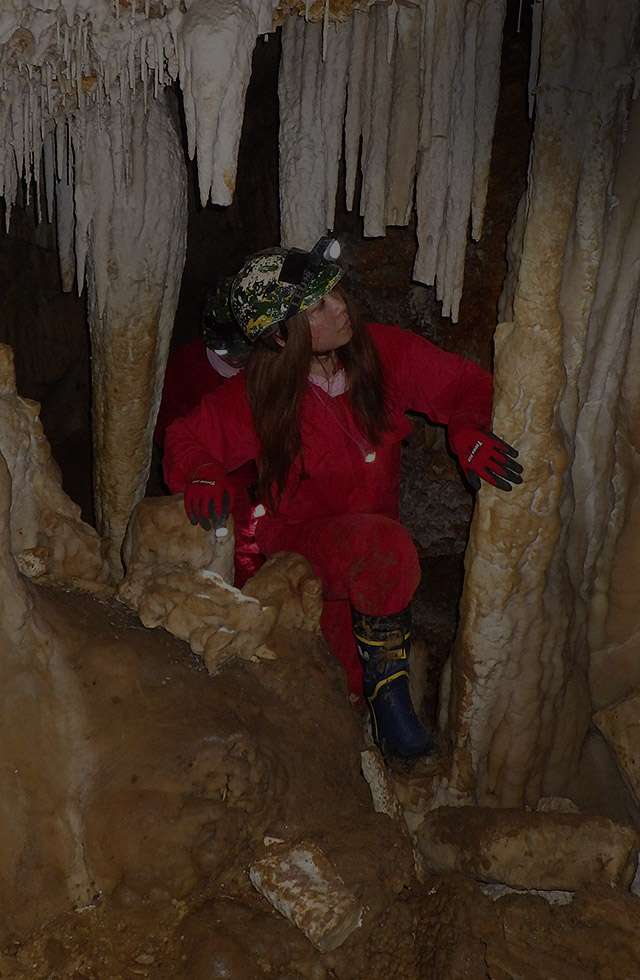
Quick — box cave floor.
[3,583,640,980]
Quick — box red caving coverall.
[154,337,263,588]
[163,324,493,696]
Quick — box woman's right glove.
[449,427,523,492]
[184,461,235,536]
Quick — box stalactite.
[573,94,640,706]
[528,0,543,117]
[470,0,507,239]
[343,11,368,214]
[414,1,465,304]
[177,0,280,208]
[279,14,352,248]
[2,0,506,332]
[414,0,507,321]
[278,1,506,319]
[0,0,280,239]
[359,3,394,238]
[384,3,420,227]
[81,89,187,575]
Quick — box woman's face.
[306,289,352,353]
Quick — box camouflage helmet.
[230,239,344,342]
[201,277,252,359]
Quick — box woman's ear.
[260,326,287,351]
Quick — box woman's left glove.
[450,427,523,492]
[184,461,235,535]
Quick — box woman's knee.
[347,517,420,613]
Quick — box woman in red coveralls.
[154,283,264,588]
[163,240,523,760]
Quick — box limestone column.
[446,0,640,806]
[74,89,188,578]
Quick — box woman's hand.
[450,428,523,492]
[184,462,235,535]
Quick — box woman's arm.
[369,323,522,490]
[368,322,492,427]
[162,372,258,494]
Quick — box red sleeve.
[154,339,224,448]
[367,323,493,435]
[162,371,259,493]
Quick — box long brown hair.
[246,285,390,511]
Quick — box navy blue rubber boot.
[352,606,437,760]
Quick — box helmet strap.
[283,266,314,321]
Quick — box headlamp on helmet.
[279,237,342,322]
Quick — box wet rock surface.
[2,575,640,980]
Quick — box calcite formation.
[81,89,188,577]
[447,0,640,808]
[278,0,506,322]
[594,689,640,813]
[0,259,640,978]
[120,494,325,673]
[242,548,324,632]
[416,805,640,892]
[1,0,501,310]
[0,343,110,591]
[2,6,640,973]
[250,839,363,952]
[119,493,276,673]
[0,0,506,572]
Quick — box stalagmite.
[0,447,98,935]
[447,0,640,806]
[119,494,278,673]
[578,92,640,711]
[242,549,324,632]
[0,343,110,591]
[360,747,404,822]
[120,496,327,673]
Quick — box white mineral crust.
[250,840,362,952]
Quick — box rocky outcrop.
[0,343,109,592]
[416,804,640,892]
[119,493,324,673]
